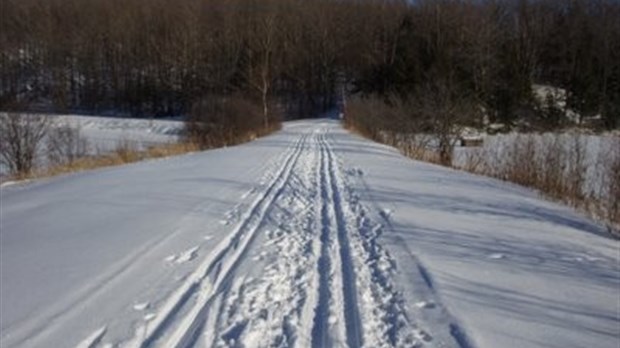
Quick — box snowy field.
[49,114,184,152]
[1,120,618,348]
[0,114,184,177]
[453,132,619,199]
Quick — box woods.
[1,0,618,130]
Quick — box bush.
[346,84,480,166]
[47,122,90,165]
[598,138,620,229]
[114,138,140,163]
[0,112,51,175]
[457,133,620,230]
[185,95,280,150]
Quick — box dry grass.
[345,97,444,165]
[3,118,281,184]
[347,100,620,232]
[4,141,200,182]
[456,134,620,232]
[2,99,282,183]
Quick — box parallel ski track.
[323,133,363,348]
[206,133,321,347]
[123,132,309,348]
[19,123,473,348]
[311,131,363,348]
[75,125,427,348]
[14,153,273,348]
[311,131,336,348]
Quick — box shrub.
[47,122,90,165]
[599,138,620,229]
[185,95,280,149]
[0,112,51,176]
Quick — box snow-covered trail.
[116,128,435,348]
[1,120,618,348]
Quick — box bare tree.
[47,122,90,165]
[245,2,281,129]
[0,112,51,175]
[413,79,479,166]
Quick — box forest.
[1,0,619,132]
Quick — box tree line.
[1,0,619,130]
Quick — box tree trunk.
[262,71,269,130]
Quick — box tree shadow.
[443,273,620,340]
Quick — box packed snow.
[1,119,618,348]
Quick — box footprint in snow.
[347,168,363,176]
[380,209,392,221]
[415,329,433,342]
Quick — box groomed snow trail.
[56,124,452,348]
[110,126,442,348]
[2,119,618,348]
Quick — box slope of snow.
[1,119,618,348]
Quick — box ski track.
[323,133,363,348]
[122,132,309,348]
[75,326,107,348]
[71,125,461,348]
[4,135,280,348]
[209,133,319,348]
[311,132,338,348]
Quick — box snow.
[0,114,184,177]
[453,132,619,197]
[51,114,184,152]
[532,84,583,123]
[1,119,618,348]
